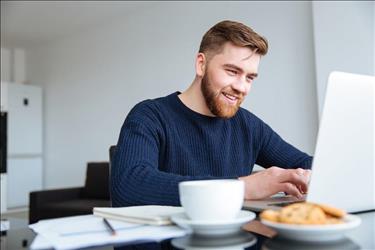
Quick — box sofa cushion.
[81,162,110,199]
[43,199,111,215]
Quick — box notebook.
[243,71,375,213]
[93,205,184,225]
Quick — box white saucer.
[171,210,256,236]
[261,214,361,242]
[171,231,257,250]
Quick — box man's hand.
[239,166,311,200]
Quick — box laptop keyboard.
[269,201,304,207]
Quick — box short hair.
[199,20,268,59]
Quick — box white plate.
[171,210,256,236]
[261,214,361,242]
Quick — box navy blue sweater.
[111,92,312,207]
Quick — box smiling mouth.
[222,92,239,103]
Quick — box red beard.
[201,73,243,118]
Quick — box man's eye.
[246,76,254,82]
[227,69,237,75]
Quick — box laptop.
[243,71,375,213]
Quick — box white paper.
[93,205,185,225]
[1,219,10,232]
[29,215,187,250]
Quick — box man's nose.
[231,78,249,95]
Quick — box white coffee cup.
[179,179,245,222]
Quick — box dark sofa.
[29,162,111,224]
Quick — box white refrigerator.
[1,81,43,210]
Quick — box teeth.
[223,93,236,101]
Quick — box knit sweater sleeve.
[111,102,223,207]
[254,116,313,169]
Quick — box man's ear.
[195,53,207,77]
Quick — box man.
[111,20,312,207]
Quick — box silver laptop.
[243,71,375,213]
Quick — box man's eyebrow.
[223,64,258,78]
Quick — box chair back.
[82,162,110,199]
[109,145,117,168]
[108,145,117,204]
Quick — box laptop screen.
[307,71,375,213]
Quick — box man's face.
[200,42,260,118]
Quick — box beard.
[200,73,244,119]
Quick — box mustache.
[222,88,244,99]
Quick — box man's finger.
[278,182,303,199]
[278,169,309,190]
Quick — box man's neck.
[178,79,214,117]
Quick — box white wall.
[27,2,319,188]
[0,48,27,83]
[312,1,375,116]
[1,48,12,82]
